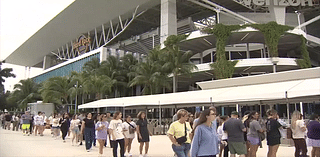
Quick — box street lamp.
[295,11,301,29]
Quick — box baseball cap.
[231,111,239,116]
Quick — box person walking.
[247,111,264,157]
[21,111,32,136]
[190,109,219,157]
[60,113,70,142]
[217,116,229,157]
[52,114,60,139]
[167,109,192,157]
[12,114,19,131]
[123,115,136,157]
[291,111,307,157]
[108,111,125,157]
[34,111,43,136]
[307,114,320,157]
[95,114,109,157]
[137,111,152,157]
[81,113,95,152]
[223,111,247,157]
[266,109,283,157]
[70,114,81,145]
[4,112,12,130]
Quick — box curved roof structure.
[4,0,159,67]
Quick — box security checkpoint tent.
[78,67,320,109]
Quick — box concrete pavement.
[0,128,312,157]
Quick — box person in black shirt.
[81,113,95,152]
[4,112,12,130]
[266,109,283,157]
[60,113,70,142]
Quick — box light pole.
[295,11,301,29]
[75,81,78,114]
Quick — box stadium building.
[4,0,320,119]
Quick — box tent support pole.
[300,102,303,115]
[286,91,290,122]
[159,101,161,135]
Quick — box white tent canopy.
[78,78,320,109]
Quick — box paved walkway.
[0,128,312,157]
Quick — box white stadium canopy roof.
[78,68,320,109]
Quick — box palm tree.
[121,54,138,96]
[163,35,197,93]
[0,62,16,92]
[40,76,73,105]
[7,78,41,109]
[83,74,116,100]
[129,61,161,95]
[82,57,101,75]
[100,56,126,97]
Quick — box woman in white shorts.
[123,115,136,157]
[70,115,81,145]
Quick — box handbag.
[126,121,136,134]
[175,123,187,144]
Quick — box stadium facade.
[4,0,320,117]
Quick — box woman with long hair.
[60,113,70,143]
[95,114,109,157]
[190,109,219,157]
[123,115,136,157]
[52,114,60,139]
[70,114,81,146]
[266,109,283,157]
[108,111,125,157]
[81,113,95,152]
[291,111,307,157]
[137,111,152,157]
[247,111,264,157]
[167,109,192,157]
[307,114,320,157]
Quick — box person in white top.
[108,111,125,157]
[70,115,81,145]
[291,111,307,157]
[123,115,136,157]
[34,111,44,136]
[217,116,229,157]
[52,114,60,139]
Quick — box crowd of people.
[167,108,320,157]
[1,108,320,157]
[0,110,152,157]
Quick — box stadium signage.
[73,35,91,55]
[242,0,313,6]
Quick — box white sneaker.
[128,153,132,157]
[86,149,90,152]
[144,154,148,157]
[139,154,143,157]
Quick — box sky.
[0,0,74,91]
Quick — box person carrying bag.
[167,109,192,157]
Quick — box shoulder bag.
[126,121,136,134]
[175,123,187,144]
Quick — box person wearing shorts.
[21,111,32,136]
[223,111,247,157]
[70,115,81,145]
[247,111,264,157]
[266,109,283,157]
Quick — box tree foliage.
[202,24,240,79]
[295,35,312,68]
[7,78,41,109]
[0,62,16,92]
[249,21,293,57]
